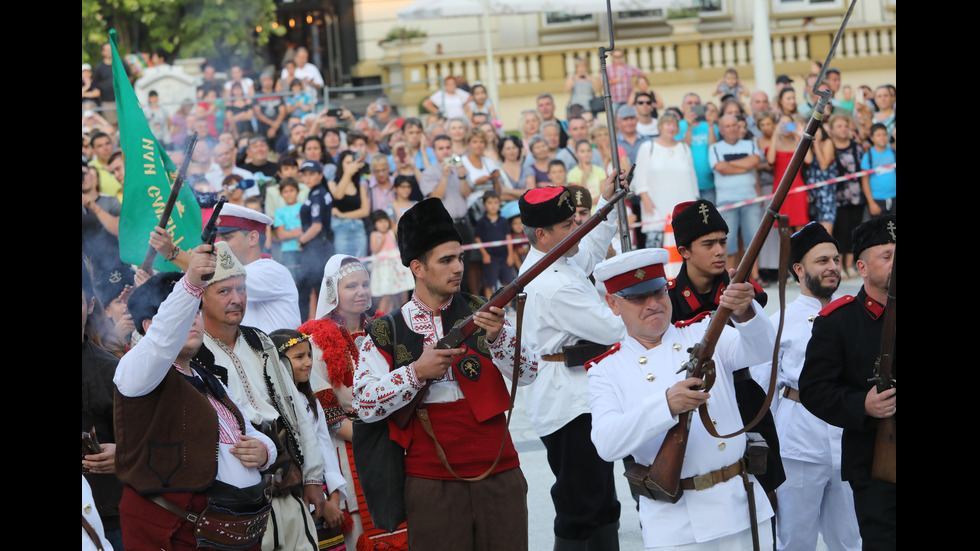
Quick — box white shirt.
[82,476,114,551]
[519,195,626,438]
[588,303,775,547]
[427,89,471,120]
[242,258,302,333]
[114,275,277,489]
[353,293,538,421]
[282,62,324,89]
[750,294,844,467]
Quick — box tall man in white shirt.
[709,115,761,269]
[214,203,302,333]
[587,248,776,550]
[194,241,327,550]
[518,170,628,550]
[752,223,861,551]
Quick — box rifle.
[389,166,636,430]
[597,0,632,253]
[139,132,199,274]
[199,196,228,282]
[641,0,860,504]
[870,247,896,483]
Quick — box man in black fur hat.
[800,214,896,550]
[352,198,540,550]
[665,199,786,514]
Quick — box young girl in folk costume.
[368,210,414,315]
[296,255,408,551]
[268,329,349,550]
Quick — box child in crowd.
[565,139,606,212]
[474,191,515,298]
[463,84,499,127]
[286,78,314,120]
[268,329,348,547]
[546,160,569,188]
[144,90,171,147]
[713,68,749,100]
[860,123,896,217]
[501,200,528,272]
[389,175,418,225]
[368,210,415,313]
[273,178,304,282]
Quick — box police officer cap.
[594,248,670,296]
[790,222,839,267]
[397,198,463,267]
[671,200,729,249]
[216,203,274,234]
[566,185,593,211]
[851,214,896,260]
[519,186,575,229]
[300,160,323,173]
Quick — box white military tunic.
[750,295,861,551]
[519,194,626,437]
[588,302,775,548]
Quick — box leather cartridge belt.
[782,387,801,402]
[541,341,612,367]
[680,459,744,491]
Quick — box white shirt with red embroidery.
[114,275,276,489]
[353,293,539,422]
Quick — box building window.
[541,12,595,28]
[771,0,843,15]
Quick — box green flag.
[111,29,202,272]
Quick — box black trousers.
[539,413,620,540]
[849,478,896,551]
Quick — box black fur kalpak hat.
[790,222,840,267]
[519,186,575,229]
[851,214,896,260]
[397,198,463,267]
[671,200,729,249]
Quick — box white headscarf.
[315,254,370,319]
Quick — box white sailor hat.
[216,203,274,234]
[211,241,247,283]
[594,248,670,296]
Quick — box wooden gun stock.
[389,173,634,430]
[871,249,896,483]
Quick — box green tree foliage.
[82,0,283,69]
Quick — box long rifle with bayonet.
[138,132,199,274]
[389,166,636,430]
[636,0,860,505]
[597,0,633,253]
[870,248,896,483]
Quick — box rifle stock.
[389,174,634,430]
[871,249,896,483]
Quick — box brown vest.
[113,366,246,494]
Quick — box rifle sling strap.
[699,214,792,439]
[416,294,527,482]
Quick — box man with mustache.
[751,222,861,551]
[196,241,327,550]
[353,198,540,550]
[517,172,629,550]
[800,215,896,550]
[666,200,785,513]
[587,247,776,549]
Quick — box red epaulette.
[667,278,677,289]
[749,278,764,295]
[674,311,711,328]
[818,295,854,316]
[584,343,621,372]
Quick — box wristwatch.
[168,247,180,261]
